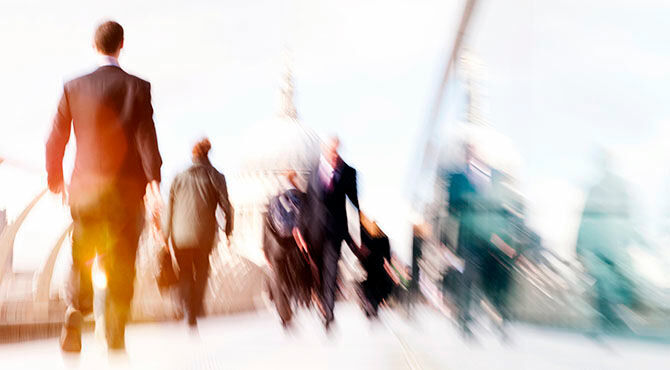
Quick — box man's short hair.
[94,21,124,55]
[192,138,212,159]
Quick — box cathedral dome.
[225,65,319,265]
[237,67,320,177]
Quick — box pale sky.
[1,0,670,271]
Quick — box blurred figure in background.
[483,169,519,337]
[299,136,362,330]
[576,152,635,332]
[164,138,234,330]
[357,213,396,318]
[446,143,503,339]
[262,170,315,328]
[45,21,162,352]
[406,220,429,317]
[446,144,483,338]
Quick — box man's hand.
[358,244,371,259]
[441,243,465,273]
[293,227,308,254]
[491,233,516,259]
[384,260,401,285]
[48,180,68,205]
[145,180,163,228]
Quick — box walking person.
[446,144,492,339]
[299,136,362,330]
[357,213,395,318]
[576,153,636,332]
[164,138,234,330]
[46,20,163,351]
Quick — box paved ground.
[0,304,668,369]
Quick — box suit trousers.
[174,247,211,326]
[456,224,485,331]
[319,235,342,323]
[67,189,144,347]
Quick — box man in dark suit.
[300,136,361,329]
[46,21,162,352]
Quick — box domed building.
[225,64,320,265]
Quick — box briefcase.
[156,243,179,292]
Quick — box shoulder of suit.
[341,160,355,175]
[206,165,226,181]
[64,69,151,91]
[185,163,216,176]
[123,73,151,92]
[63,73,92,92]
[214,167,226,179]
[130,74,151,89]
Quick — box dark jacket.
[166,158,234,250]
[360,226,394,304]
[46,65,162,205]
[303,157,360,242]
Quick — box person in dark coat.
[299,136,362,329]
[405,222,426,317]
[357,213,395,318]
[164,138,234,329]
[262,180,315,327]
[45,21,162,352]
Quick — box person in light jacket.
[165,138,234,328]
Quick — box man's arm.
[212,171,234,238]
[135,80,162,184]
[344,166,362,255]
[163,178,178,245]
[45,86,72,193]
[345,166,360,210]
[146,179,164,233]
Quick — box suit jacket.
[303,157,360,243]
[166,158,234,250]
[46,65,162,206]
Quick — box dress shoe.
[60,308,83,353]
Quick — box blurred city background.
[1,0,670,369]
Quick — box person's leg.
[320,237,341,327]
[102,200,143,350]
[358,280,375,318]
[174,249,195,326]
[456,229,476,336]
[497,262,512,322]
[273,274,293,327]
[408,236,422,317]
[367,280,381,317]
[189,248,211,327]
[458,260,474,332]
[484,254,511,339]
[458,250,485,339]
[60,210,97,352]
[595,276,625,330]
